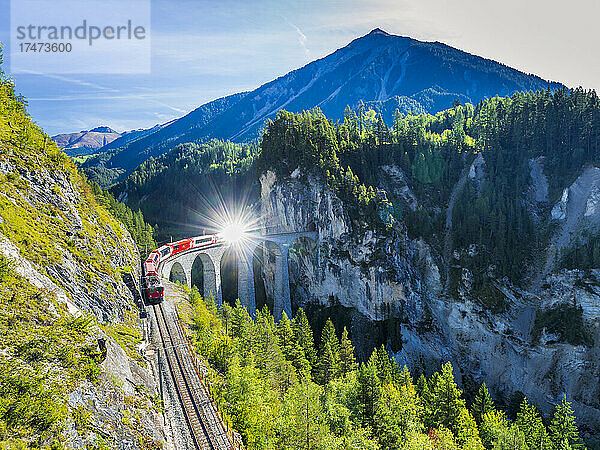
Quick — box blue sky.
[0,0,598,136]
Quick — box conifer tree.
[339,326,357,375]
[369,345,392,384]
[416,373,433,428]
[416,373,429,398]
[493,424,529,450]
[375,382,423,449]
[277,311,295,358]
[277,311,309,378]
[480,409,508,449]
[356,360,381,429]
[515,397,551,450]
[230,299,252,343]
[430,362,481,446]
[549,396,583,450]
[317,318,340,383]
[472,382,494,424]
[430,363,464,428]
[317,340,339,385]
[397,365,413,389]
[292,308,317,370]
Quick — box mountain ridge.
[52,126,122,156]
[84,28,564,186]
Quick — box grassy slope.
[0,68,159,447]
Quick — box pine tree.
[276,311,309,379]
[339,326,357,375]
[277,311,295,358]
[416,374,429,398]
[515,397,551,450]
[356,360,381,429]
[317,340,339,385]
[317,318,340,383]
[472,382,494,424]
[416,373,433,428]
[230,299,252,343]
[480,409,508,449]
[292,308,317,371]
[493,424,529,450]
[430,362,465,429]
[369,345,392,384]
[454,407,483,449]
[549,396,583,450]
[428,362,481,448]
[397,365,413,389]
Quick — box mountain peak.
[366,28,390,36]
[96,29,564,176]
[89,126,117,133]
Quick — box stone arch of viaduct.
[158,232,317,319]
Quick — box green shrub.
[532,304,594,347]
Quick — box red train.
[141,234,220,304]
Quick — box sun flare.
[220,220,248,245]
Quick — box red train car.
[141,234,220,305]
[169,238,193,256]
[141,259,164,304]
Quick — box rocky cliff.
[0,81,167,448]
[259,167,600,441]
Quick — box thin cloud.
[28,93,187,113]
[18,70,121,93]
[286,20,310,58]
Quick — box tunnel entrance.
[220,248,238,306]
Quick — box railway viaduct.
[158,231,317,319]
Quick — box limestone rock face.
[260,170,426,323]
[0,154,167,448]
[260,168,600,438]
[0,158,138,320]
[64,337,165,449]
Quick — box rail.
[153,304,236,449]
[174,318,244,449]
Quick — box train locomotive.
[141,233,220,304]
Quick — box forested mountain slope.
[251,88,600,445]
[83,92,247,186]
[114,139,259,241]
[119,87,600,446]
[177,284,587,450]
[86,28,561,186]
[0,59,165,448]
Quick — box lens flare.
[220,220,248,245]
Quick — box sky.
[0,0,598,136]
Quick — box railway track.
[153,303,235,450]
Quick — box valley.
[2,24,598,450]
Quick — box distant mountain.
[52,126,122,156]
[88,28,563,184]
[100,92,247,176]
[98,119,177,153]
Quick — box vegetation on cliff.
[0,255,102,447]
[258,88,600,284]
[0,52,160,448]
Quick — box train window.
[196,237,211,244]
[160,248,170,257]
